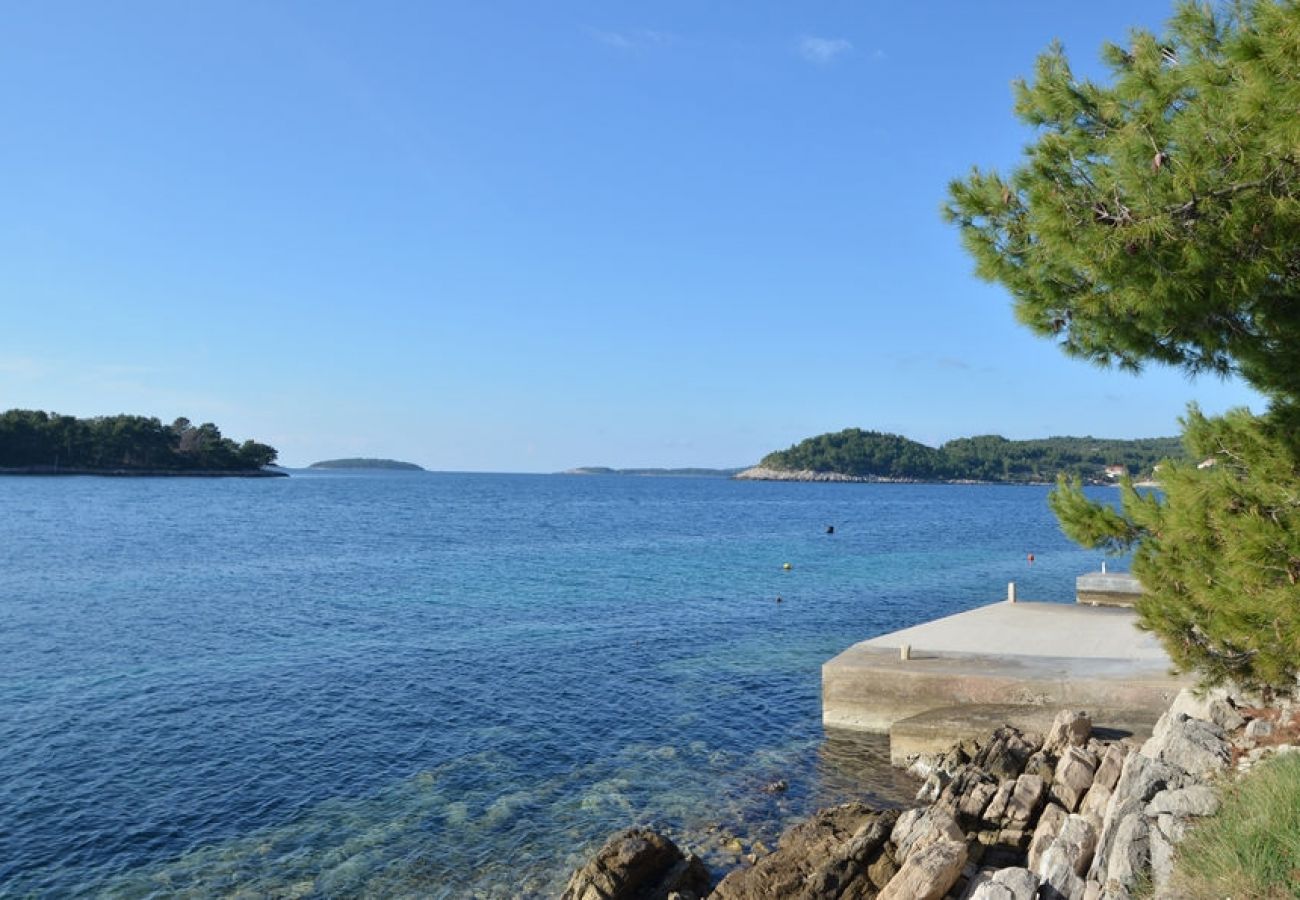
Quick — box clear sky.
[0,2,1262,471]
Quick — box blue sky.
[0,2,1261,471]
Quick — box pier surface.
[823,600,1189,763]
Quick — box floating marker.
[782,562,792,571]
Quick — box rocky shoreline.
[561,688,1298,899]
[731,467,1003,485]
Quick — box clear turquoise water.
[0,472,1116,897]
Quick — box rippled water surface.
[0,473,1115,897]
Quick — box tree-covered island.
[308,458,425,471]
[742,427,1181,483]
[0,409,281,475]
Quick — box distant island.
[309,458,425,471]
[736,428,1182,484]
[0,409,282,476]
[563,466,745,478]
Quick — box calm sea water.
[0,472,1118,897]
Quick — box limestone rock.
[891,806,964,865]
[712,804,896,900]
[1049,814,1099,876]
[1022,750,1057,781]
[1078,781,1111,828]
[1147,820,1177,895]
[1036,845,1085,900]
[1103,812,1150,892]
[878,838,967,900]
[1052,746,1099,812]
[938,766,1000,825]
[982,779,1016,825]
[966,866,1040,900]
[1004,774,1047,826]
[1091,744,1128,794]
[1146,784,1219,818]
[1027,802,1067,872]
[1140,712,1230,776]
[973,726,1041,780]
[1109,751,1178,808]
[1035,814,1099,900]
[560,827,709,900]
[1044,711,1092,755]
[1168,687,1245,731]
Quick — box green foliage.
[948,1,1300,693]
[1053,406,1300,690]
[760,427,1180,482]
[945,0,1300,401]
[0,409,278,472]
[1166,751,1300,898]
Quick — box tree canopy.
[0,410,278,472]
[947,0,1300,692]
[945,0,1300,403]
[759,427,1181,482]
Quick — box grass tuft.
[1166,752,1300,899]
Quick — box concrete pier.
[1076,571,1143,607]
[822,600,1189,763]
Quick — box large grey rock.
[1141,712,1230,776]
[1089,796,1140,883]
[1036,847,1086,900]
[1109,751,1178,808]
[878,838,967,900]
[1146,784,1220,818]
[560,827,709,900]
[891,806,965,865]
[1004,773,1047,825]
[1051,814,1099,876]
[1147,820,1177,895]
[982,779,1016,825]
[1169,687,1246,731]
[1052,746,1099,812]
[1044,711,1092,755]
[966,866,1040,900]
[1091,744,1128,794]
[1027,802,1067,872]
[1103,812,1150,891]
[1079,781,1111,827]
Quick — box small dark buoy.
[1028,553,1035,564]
[825,525,835,534]
[775,595,783,604]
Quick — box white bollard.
[900,643,912,661]
[1008,581,1017,603]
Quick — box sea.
[0,472,1121,898]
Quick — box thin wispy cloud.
[586,27,676,52]
[798,36,853,64]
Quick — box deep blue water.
[0,473,1118,897]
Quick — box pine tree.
[947,0,1300,692]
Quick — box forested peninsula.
[0,409,282,476]
[738,428,1181,484]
